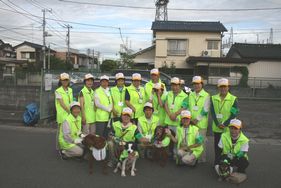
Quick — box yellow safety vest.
[55,86,73,124]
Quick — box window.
[209,67,230,77]
[21,52,35,59]
[207,41,219,50]
[167,39,187,56]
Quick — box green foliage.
[118,52,134,69]
[49,56,72,70]
[100,59,118,72]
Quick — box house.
[14,41,56,64]
[55,48,93,70]
[134,20,227,74]
[0,39,27,81]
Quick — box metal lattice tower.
[155,0,169,21]
[269,28,273,44]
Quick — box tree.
[100,59,118,72]
[118,52,134,69]
[50,56,72,70]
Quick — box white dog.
[114,142,138,177]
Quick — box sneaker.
[59,150,68,160]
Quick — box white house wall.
[248,60,281,78]
[16,45,35,60]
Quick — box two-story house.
[134,20,228,74]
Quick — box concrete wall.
[248,60,281,78]
[0,85,40,110]
[154,31,222,69]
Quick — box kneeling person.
[58,102,84,158]
[167,110,204,166]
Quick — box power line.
[59,0,281,11]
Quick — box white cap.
[153,83,162,90]
[218,78,229,87]
[122,107,133,116]
[180,110,191,119]
[180,79,185,85]
[192,76,203,84]
[171,77,180,85]
[60,73,69,80]
[84,73,94,80]
[132,73,141,81]
[144,102,153,109]
[100,75,109,81]
[229,119,242,129]
[70,101,81,109]
[115,72,125,80]
[150,68,159,75]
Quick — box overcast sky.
[0,0,280,59]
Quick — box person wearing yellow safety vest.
[111,73,126,122]
[94,75,113,138]
[216,119,249,174]
[167,110,204,166]
[150,83,167,125]
[182,76,210,163]
[137,102,160,158]
[107,107,149,166]
[79,73,95,135]
[58,102,84,159]
[144,68,166,101]
[164,77,188,132]
[210,78,239,165]
[55,73,73,125]
[125,73,146,124]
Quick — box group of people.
[55,68,249,177]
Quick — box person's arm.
[165,128,177,143]
[137,121,143,135]
[223,99,239,127]
[195,96,210,123]
[210,97,220,127]
[94,93,111,112]
[235,142,249,159]
[62,120,74,143]
[56,91,70,113]
[134,128,149,143]
[189,132,203,149]
[79,92,86,125]
[125,89,136,112]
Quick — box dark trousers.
[95,122,108,139]
[220,154,249,173]
[214,132,222,165]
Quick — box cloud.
[0,0,280,59]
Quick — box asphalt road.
[0,125,281,188]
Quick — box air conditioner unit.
[202,50,211,57]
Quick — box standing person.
[216,118,249,174]
[144,68,166,101]
[58,102,83,159]
[94,75,113,138]
[150,83,167,125]
[182,76,210,163]
[55,72,73,126]
[167,110,203,166]
[164,77,187,133]
[111,73,126,122]
[125,73,145,124]
[211,78,239,165]
[79,73,95,135]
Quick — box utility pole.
[42,9,52,70]
[64,24,72,64]
[48,44,51,70]
[269,28,273,44]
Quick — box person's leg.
[168,126,177,159]
[107,140,117,167]
[89,123,96,135]
[95,122,108,138]
[199,129,207,163]
[63,145,83,157]
[82,124,90,135]
[232,157,249,173]
[214,132,222,165]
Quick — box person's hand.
[165,128,172,136]
[82,117,86,125]
[74,138,83,144]
[191,119,198,125]
[219,124,225,129]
